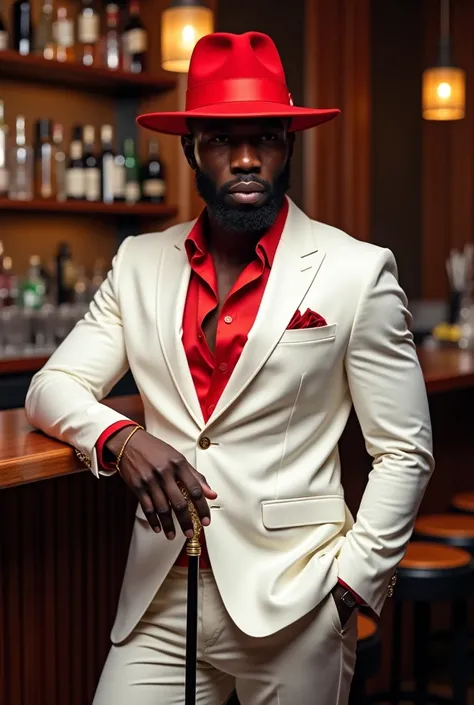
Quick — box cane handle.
[178,483,202,557]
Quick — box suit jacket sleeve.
[337,248,434,615]
[25,237,134,478]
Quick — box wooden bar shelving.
[0,198,178,218]
[0,49,176,96]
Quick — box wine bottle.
[11,0,32,55]
[0,7,8,50]
[66,125,84,200]
[123,0,147,73]
[78,0,99,66]
[83,125,100,202]
[113,142,125,202]
[55,242,75,305]
[35,118,55,199]
[0,100,8,197]
[124,138,140,203]
[35,0,55,60]
[141,140,166,203]
[54,6,75,62]
[8,115,34,200]
[21,255,46,310]
[100,124,115,203]
[103,3,120,71]
[52,123,66,201]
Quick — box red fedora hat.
[136,31,340,135]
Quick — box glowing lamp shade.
[422,66,466,120]
[161,0,214,73]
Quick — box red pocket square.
[287,308,327,330]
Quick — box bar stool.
[226,614,382,705]
[450,492,474,515]
[371,542,474,705]
[349,614,382,704]
[414,514,474,553]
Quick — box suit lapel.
[207,200,326,427]
[156,223,204,428]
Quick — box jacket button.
[198,436,211,450]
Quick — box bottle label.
[70,141,82,160]
[54,19,74,48]
[125,181,140,203]
[85,168,101,201]
[78,13,99,44]
[66,168,85,198]
[0,167,9,194]
[125,28,147,55]
[0,30,8,51]
[113,164,126,198]
[143,179,166,198]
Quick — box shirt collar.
[185,197,289,267]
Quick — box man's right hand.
[105,427,217,539]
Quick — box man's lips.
[227,181,266,204]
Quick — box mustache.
[219,174,272,197]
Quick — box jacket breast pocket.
[261,495,345,529]
[279,323,337,345]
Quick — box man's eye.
[261,134,279,142]
[211,135,229,144]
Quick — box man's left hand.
[331,584,358,629]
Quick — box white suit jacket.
[25,199,434,643]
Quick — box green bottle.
[124,138,140,204]
[21,255,46,309]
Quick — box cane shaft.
[185,556,199,704]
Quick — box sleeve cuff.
[96,421,138,470]
[337,579,366,605]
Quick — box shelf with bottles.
[0,109,174,216]
[0,241,110,364]
[0,0,175,96]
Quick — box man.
[26,31,434,705]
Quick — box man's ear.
[181,135,197,169]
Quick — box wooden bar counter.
[0,347,473,705]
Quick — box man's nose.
[230,142,261,174]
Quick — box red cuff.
[96,421,138,470]
[337,579,366,605]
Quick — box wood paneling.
[422,0,474,299]
[303,0,371,241]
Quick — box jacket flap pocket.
[279,323,337,344]
[261,495,345,529]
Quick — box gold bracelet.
[115,425,144,473]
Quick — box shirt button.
[224,315,233,324]
[219,362,228,372]
[198,436,211,450]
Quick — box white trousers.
[93,567,357,705]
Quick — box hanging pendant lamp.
[161,0,214,73]
[422,0,465,120]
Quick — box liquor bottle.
[89,257,106,298]
[100,124,115,204]
[113,142,125,202]
[8,115,34,200]
[141,140,166,203]
[122,0,147,73]
[124,138,140,203]
[73,265,89,304]
[55,242,75,305]
[103,3,120,70]
[66,125,84,200]
[0,254,16,307]
[35,119,55,199]
[0,8,8,50]
[35,0,55,60]
[21,255,46,309]
[54,6,75,62]
[52,123,66,201]
[0,100,8,197]
[11,0,32,55]
[83,125,100,202]
[77,0,99,66]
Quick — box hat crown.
[187,32,288,89]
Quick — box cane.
[178,483,202,705]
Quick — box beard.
[194,161,291,233]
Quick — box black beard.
[194,162,291,233]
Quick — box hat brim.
[136,102,340,136]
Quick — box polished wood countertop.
[0,347,473,490]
